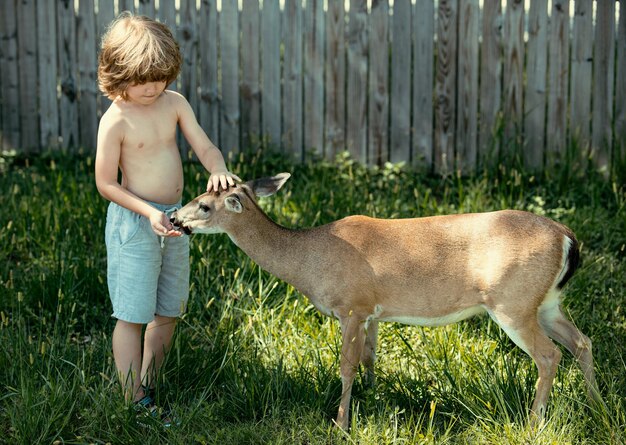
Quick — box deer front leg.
[335,312,366,430]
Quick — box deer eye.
[199,203,210,213]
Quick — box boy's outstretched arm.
[174,91,241,192]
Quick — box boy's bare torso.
[104,91,183,205]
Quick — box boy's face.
[125,81,167,105]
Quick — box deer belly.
[376,305,486,327]
[311,300,339,318]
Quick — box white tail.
[171,173,603,429]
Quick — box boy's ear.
[224,195,243,213]
[249,173,291,197]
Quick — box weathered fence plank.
[591,1,615,173]
[502,0,524,158]
[57,0,79,150]
[37,0,59,150]
[304,0,324,156]
[198,0,218,144]
[158,0,177,38]
[178,0,197,113]
[346,0,368,162]
[368,0,389,165]
[570,0,593,155]
[138,0,155,18]
[242,0,261,149]
[17,0,38,152]
[546,0,569,165]
[0,0,20,151]
[456,0,479,173]
[178,0,198,157]
[390,0,411,164]
[479,0,502,168]
[434,0,457,175]
[118,0,134,14]
[523,0,548,170]
[283,0,303,158]
[324,0,345,159]
[616,0,626,167]
[261,0,281,150]
[220,0,240,155]
[77,0,98,151]
[96,0,115,116]
[413,0,434,169]
[159,0,177,92]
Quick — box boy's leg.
[112,319,145,402]
[140,315,178,390]
[141,230,189,389]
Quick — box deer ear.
[224,195,243,213]
[250,173,291,197]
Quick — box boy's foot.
[134,394,178,428]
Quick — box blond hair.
[98,12,182,100]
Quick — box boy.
[95,12,240,412]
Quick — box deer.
[170,172,603,429]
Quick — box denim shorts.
[105,201,190,324]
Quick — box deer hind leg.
[336,313,367,429]
[360,320,378,388]
[538,303,603,406]
[489,309,562,422]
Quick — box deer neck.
[223,204,311,286]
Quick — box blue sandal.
[134,390,178,428]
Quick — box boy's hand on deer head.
[207,171,242,193]
[149,209,182,237]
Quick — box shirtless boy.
[95,12,240,413]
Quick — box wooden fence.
[0,0,624,175]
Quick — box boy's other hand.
[149,209,182,237]
[207,171,242,192]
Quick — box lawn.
[1,150,624,444]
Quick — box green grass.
[1,149,625,444]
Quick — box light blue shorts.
[105,201,190,324]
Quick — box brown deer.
[171,173,603,429]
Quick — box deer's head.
[170,173,291,235]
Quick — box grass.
[1,149,625,444]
